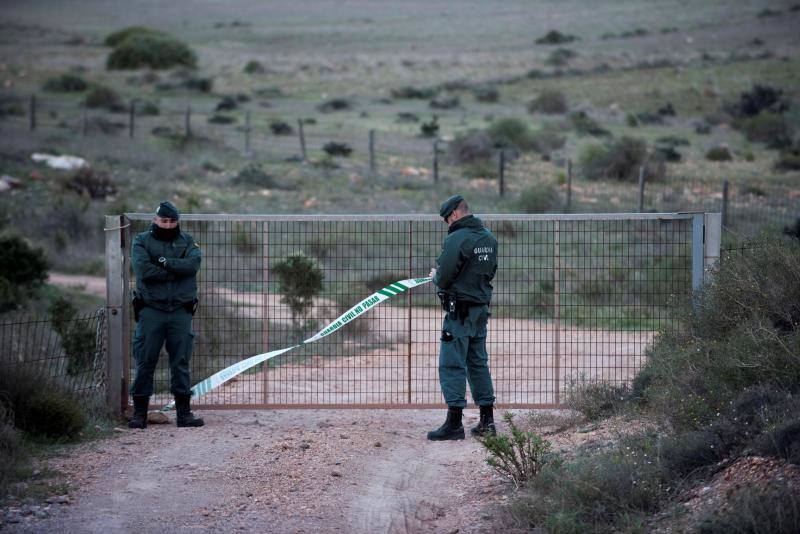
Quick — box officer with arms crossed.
[128,201,204,429]
[428,195,498,440]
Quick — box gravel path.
[6,409,506,533]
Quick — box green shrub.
[0,99,24,117]
[231,164,276,188]
[545,48,577,67]
[535,30,577,45]
[270,120,293,135]
[529,128,566,155]
[104,26,165,47]
[487,117,532,150]
[448,130,496,165]
[49,297,97,376]
[272,253,324,327]
[136,100,160,116]
[697,482,800,534]
[208,113,236,125]
[43,74,88,92]
[85,86,125,111]
[390,86,439,99]
[579,137,664,181]
[107,34,197,70]
[706,146,733,161]
[516,182,558,213]
[243,59,265,74]
[527,89,568,114]
[479,412,552,488]
[419,116,439,137]
[323,142,353,157]
[60,167,118,199]
[734,113,793,149]
[184,76,213,92]
[636,237,800,430]
[775,143,800,172]
[316,98,352,113]
[726,84,789,117]
[566,380,629,421]
[569,111,610,136]
[472,86,499,103]
[0,233,49,313]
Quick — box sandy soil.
[4,409,508,534]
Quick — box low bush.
[316,98,352,113]
[535,30,577,45]
[135,100,160,116]
[448,130,496,165]
[579,137,664,181]
[726,84,789,118]
[396,112,419,123]
[243,59,265,74]
[269,120,293,135]
[516,182,559,213]
[429,96,460,110]
[472,86,499,103]
[569,111,610,136]
[527,89,568,114]
[107,34,197,70]
[635,111,664,125]
[567,380,630,421]
[272,252,324,327]
[706,146,733,161]
[231,164,276,188]
[0,99,24,117]
[43,74,88,92]
[184,76,213,92]
[60,167,117,199]
[215,95,238,112]
[487,117,532,150]
[774,143,800,172]
[390,86,439,99]
[84,86,125,112]
[545,48,577,67]
[734,113,793,149]
[636,237,800,431]
[322,142,353,157]
[0,233,49,313]
[419,116,439,137]
[479,412,553,488]
[697,482,800,534]
[529,128,566,155]
[207,114,236,125]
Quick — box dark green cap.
[439,195,464,220]
[156,201,180,220]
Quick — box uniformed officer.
[427,195,498,440]
[128,201,204,429]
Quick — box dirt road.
[7,409,505,533]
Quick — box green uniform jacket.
[132,225,202,312]
[433,215,498,304]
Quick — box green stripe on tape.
[160,277,432,411]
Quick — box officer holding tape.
[428,195,498,440]
[128,201,204,429]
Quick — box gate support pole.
[105,215,130,418]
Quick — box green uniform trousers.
[438,305,496,408]
[130,306,195,397]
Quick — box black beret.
[439,195,464,220]
[156,201,180,220]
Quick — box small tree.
[272,253,324,331]
[0,234,49,313]
[479,412,553,488]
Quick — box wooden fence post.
[297,118,307,161]
[566,158,573,212]
[128,100,135,138]
[722,179,729,229]
[498,150,505,197]
[433,139,440,183]
[637,165,646,212]
[29,94,36,131]
[244,111,251,156]
[185,105,192,139]
[369,129,376,176]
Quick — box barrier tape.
[161,277,432,411]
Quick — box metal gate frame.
[105,212,721,416]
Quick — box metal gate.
[105,212,720,414]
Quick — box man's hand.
[429,267,437,279]
[157,256,168,269]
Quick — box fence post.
[498,150,505,197]
[407,221,413,404]
[29,94,36,131]
[691,213,705,308]
[262,223,270,404]
[722,179,729,229]
[433,139,440,183]
[369,129,376,176]
[553,220,561,405]
[566,158,573,212]
[105,215,127,418]
[184,105,192,139]
[244,111,251,156]
[128,100,135,139]
[704,213,722,279]
[637,165,646,212]
[82,105,88,136]
[297,118,307,161]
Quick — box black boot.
[470,405,497,437]
[175,394,204,428]
[128,395,149,429]
[427,407,465,441]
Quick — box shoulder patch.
[194,243,200,248]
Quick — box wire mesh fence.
[117,213,705,409]
[0,308,107,409]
